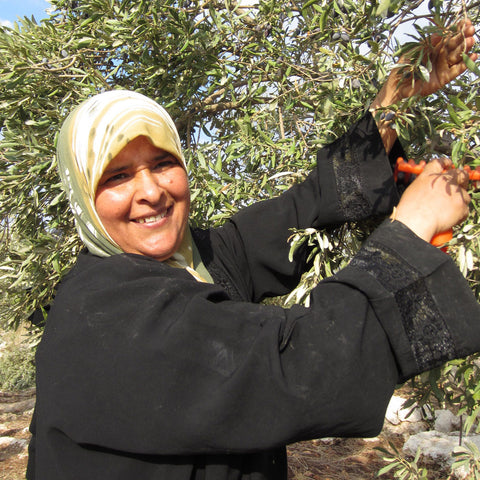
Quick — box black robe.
[27,114,480,479]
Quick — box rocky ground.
[0,388,34,480]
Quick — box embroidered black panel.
[395,279,456,370]
[350,242,456,371]
[331,137,372,221]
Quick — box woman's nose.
[133,170,163,204]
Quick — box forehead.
[107,136,175,167]
[116,135,164,155]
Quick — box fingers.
[423,158,469,188]
[430,19,476,75]
[454,168,471,190]
[452,179,471,222]
[421,158,471,211]
[445,40,476,68]
[423,157,452,173]
[451,18,475,43]
[446,169,471,218]
[394,158,471,243]
[391,18,476,99]
[445,19,476,66]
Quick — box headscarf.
[57,89,212,283]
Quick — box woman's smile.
[134,211,169,224]
[95,135,190,261]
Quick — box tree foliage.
[1,0,480,475]
[1,0,477,326]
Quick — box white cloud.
[0,18,13,28]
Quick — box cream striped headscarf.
[57,89,212,283]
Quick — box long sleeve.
[332,219,480,381]
[35,252,392,457]
[205,112,402,302]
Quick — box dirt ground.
[0,389,35,480]
[0,387,451,480]
[287,435,451,480]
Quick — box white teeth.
[136,213,166,224]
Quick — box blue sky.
[0,0,51,27]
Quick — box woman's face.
[95,135,190,261]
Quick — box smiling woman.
[27,23,480,479]
[95,136,191,261]
[54,90,204,277]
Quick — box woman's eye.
[103,172,128,184]
[154,158,176,170]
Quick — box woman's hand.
[393,158,471,243]
[398,18,477,98]
[370,18,477,152]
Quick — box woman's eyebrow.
[151,152,179,166]
[153,152,175,162]
[102,164,129,176]
[102,151,176,177]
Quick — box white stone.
[385,395,405,425]
[385,395,423,425]
[363,436,381,443]
[435,409,462,433]
[403,430,480,476]
[398,405,423,423]
[318,438,336,444]
[0,436,28,449]
[403,431,458,463]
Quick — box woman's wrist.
[369,76,404,153]
[390,209,435,244]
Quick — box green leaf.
[447,104,463,127]
[76,37,93,48]
[377,462,399,475]
[376,0,391,17]
[463,53,480,77]
[301,0,318,11]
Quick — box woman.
[28,21,480,480]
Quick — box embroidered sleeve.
[349,242,456,371]
[316,113,401,223]
[332,219,480,380]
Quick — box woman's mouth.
[134,210,169,224]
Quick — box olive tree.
[1,0,476,322]
[1,0,480,471]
